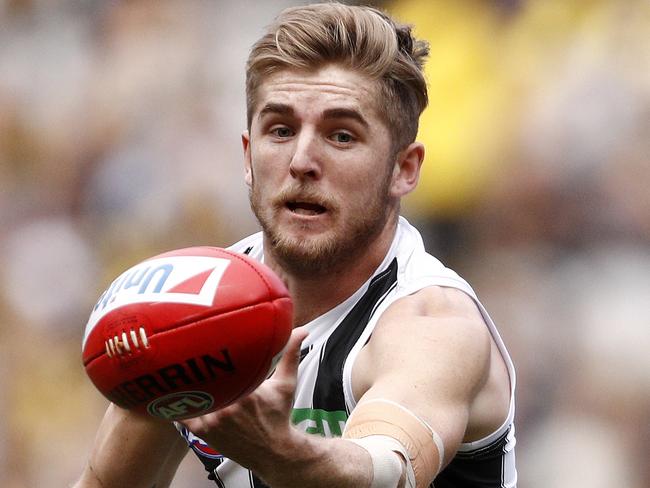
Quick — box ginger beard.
[248,163,396,278]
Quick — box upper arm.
[74,403,188,488]
[352,286,491,467]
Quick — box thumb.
[272,327,308,381]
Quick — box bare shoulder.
[352,285,492,403]
[382,285,486,323]
[352,285,512,444]
[372,285,491,358]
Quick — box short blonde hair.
[246,2,429,153]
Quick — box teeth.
[293,207,320,216]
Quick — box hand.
[179,327,309,471]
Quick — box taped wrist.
[348,435,413,488]
[343,399,444,488]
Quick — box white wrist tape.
[348,435,415,488]
[343,399,445,487]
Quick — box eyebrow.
[322,108,369,128]
[258,103,294,118]
[257,103,369,128]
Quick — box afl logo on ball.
[147,391,214,420]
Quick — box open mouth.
[286,201,327,216]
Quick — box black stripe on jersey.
[243,246,254,255]
[434,427,512,488]
[501,450,505,488]
[312,258,398,413]
[208,468,226,488]
[299,344,312,362]
[200,457,224,485]
[250,471,270,488]
[453,427,511,459]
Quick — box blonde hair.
[246,2,429,152]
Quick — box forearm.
[252,429,374,488]
[73,404,187,488]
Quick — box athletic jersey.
[178,216,517,487]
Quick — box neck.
[265,217,399,326]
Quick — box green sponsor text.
[291,408,348,437]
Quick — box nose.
[289,130,322,180]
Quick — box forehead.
[253,64,382,122]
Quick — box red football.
[82,247,293,420]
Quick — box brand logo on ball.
[147,391,215,420]
[83,256,231,347]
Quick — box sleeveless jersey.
[177,217,517,487]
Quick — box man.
[75,3,516,487]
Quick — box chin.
[268,230,340,277]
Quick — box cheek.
[251,145,288,180]
[343,160,391,195]
[336,178,381,216]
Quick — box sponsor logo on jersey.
[83,256,230,347]
[291,408,348,437]
[147,391,214,419]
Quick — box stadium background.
[0,0,648,486]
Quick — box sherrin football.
[82,247,293,420]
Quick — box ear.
[242,130,253,187]
[390,142,425,198]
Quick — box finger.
[177,416,198,432]
[178,411,221,433]
[272,327,308,381]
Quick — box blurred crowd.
[0,0,648,487]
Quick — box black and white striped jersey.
[178,217,517,487]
